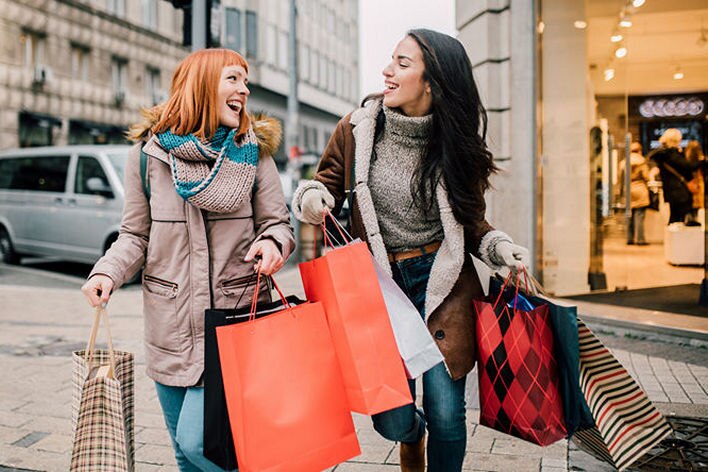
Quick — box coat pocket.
[143,275,184,353]
[218,274,270,310]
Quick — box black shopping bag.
[203,276,303,470]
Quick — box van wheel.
[0,227,20,265]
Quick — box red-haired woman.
[81,49,294,471]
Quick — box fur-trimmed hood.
[127,105,282,158]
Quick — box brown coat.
[90,117,294,386]
[294,99,493,380]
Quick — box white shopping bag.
[372,258,445,378]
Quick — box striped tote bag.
[573,319,672,471]
[71,307,135,472]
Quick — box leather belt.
[387,241,442,263]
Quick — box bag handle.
[248,269,290,322]
[492,267,531,311]
[84,306,117,379]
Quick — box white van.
[0,145,131,267]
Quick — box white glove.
[300,188,335,225]
[493,241,530,270]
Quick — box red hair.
[153,49,250,140]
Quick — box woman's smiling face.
[217,65,250,128]
[382,36,432,117]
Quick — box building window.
[245,10,258,59]
[328,60,336,92]
[111,57,127,104]
[22,31,45,68]
[107,0,126,18]
[145,66,162,104]
[310,51,318,85]
[266,24,277,65]
[70,44,89,81]
[225,7,242,52]
[278,31,288,70]
[319,57,327,89]
[143,0,158,29]
[300,45,309,81]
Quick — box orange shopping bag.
[216,273,360,472]
[299,214,412,414]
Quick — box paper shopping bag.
[372,257,444,378]
[475,274,567,446]
[204,272,303,470]
[216,276,360,472]
[299,239,412,415]
[71,307,134,472]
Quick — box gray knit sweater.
[368,106,444,252]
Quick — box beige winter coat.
[90,117,294,386]
[620,152,650,209]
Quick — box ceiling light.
[574,20,588,29]
[673,67,684,80]
[604,68,615,81]
[619,12,633,28]
[611,31,623,42]
[537,21,545,34]
[632,0,645,7]
[615,45,628,58]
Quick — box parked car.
[0,145,132,276]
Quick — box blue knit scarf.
[157,126,259,213]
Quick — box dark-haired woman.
[292,29,528,471]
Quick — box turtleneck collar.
[382,106,433,142]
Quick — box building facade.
[0,0,359,164]
[0,0,185,148]
[222,0,359,163]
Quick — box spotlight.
[615,45,628,58]
[574,20,588,29]
[611,31,623,42]
[673,67,684,80]
[632,0,645,7]
[619,13,632,28]
[604,68,615,81]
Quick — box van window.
[75,156,111,196]
[0,158,22,189]
[1,155,70,192]
[106,150,128,182]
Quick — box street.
[0,261,706,471]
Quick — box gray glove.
[493,240,530,270]
[299,188,335,225]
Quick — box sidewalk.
[0,267,706,471]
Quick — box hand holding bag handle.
[84,306,117,379]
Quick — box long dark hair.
[366,29,498,225]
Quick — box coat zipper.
[143,274,178,290]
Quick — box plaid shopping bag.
[71,307,134,472]
[474,274,567,446]
[573,319,672,471]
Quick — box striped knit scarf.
[157,126,259,213]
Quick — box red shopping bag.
[299,214,412,415]
[474,272,567,446]
[216,273,360,472]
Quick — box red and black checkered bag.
[474,274,567,446]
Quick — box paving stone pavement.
[0,267,706,471]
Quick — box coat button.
[434,330,445,340]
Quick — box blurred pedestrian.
[81,48,294,471]
[685,140,705,226]
[649,129,702,225]
[292,29,529,472]
[619,142,651,244]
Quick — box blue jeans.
[371,251,467,471]
[155,382,235,472]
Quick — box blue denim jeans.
[371,251,467,471]
[155,382,236,472]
